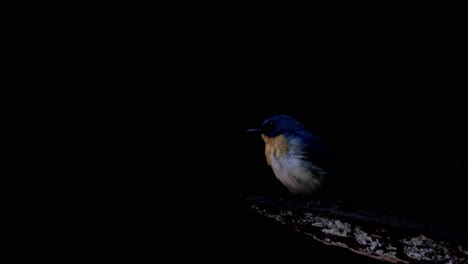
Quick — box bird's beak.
[246,128,261,133]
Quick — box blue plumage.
[249,114,331,195]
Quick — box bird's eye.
[264,121,275,131]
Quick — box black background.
[2,7,467,262]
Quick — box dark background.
[3,7,467,262]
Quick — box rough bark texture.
[246,196,468,263]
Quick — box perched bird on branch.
[247,114,332,198]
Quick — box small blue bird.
[247,114,330,196]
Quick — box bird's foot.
[307,199,321,206]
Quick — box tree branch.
[246,196,468,263]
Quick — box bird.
[247,114,332,198]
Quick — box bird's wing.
[290,129,332,172]
[290,129,342,201]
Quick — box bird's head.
[247,114,305,137]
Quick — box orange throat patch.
[261,134,289,165]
